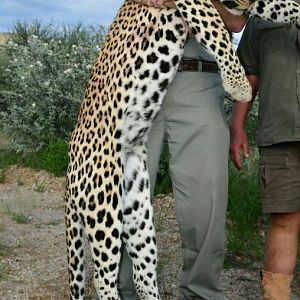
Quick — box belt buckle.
[179,59,199,72]
[178,58,219,73]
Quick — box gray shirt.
[237,17,300,146]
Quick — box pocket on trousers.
[259,154,289,201]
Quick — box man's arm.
[230,74,259,170]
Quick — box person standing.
[230,15,300,300]
[117,1,247,299]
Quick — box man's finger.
[230,148,242,170]
[242,141,250,158]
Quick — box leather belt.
[178,59,219,73]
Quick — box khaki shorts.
[259,142,300,213]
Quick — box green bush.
[26,139,68,176]
[0,20,105,152]
[0,139,68,177]
[0,47,9,113]
[0,150,22,169]
[8,19,59,46]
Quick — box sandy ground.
[0,166,299,300]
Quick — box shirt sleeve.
[237,17,260,76]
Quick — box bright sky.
[0,0,123,32]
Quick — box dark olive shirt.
[237,17,300,146]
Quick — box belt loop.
[198,61,203,72]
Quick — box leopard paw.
[223,75,252,102]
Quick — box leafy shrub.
[0,42,9,112]
[9,19,105,48]
[0,20,106,152]
[0,139,68,177]
[8,19,60,46]
[25,139,68,176]
[0,150,22,169]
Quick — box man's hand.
[229,75,258,170]
[230,126,250,170]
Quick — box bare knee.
[270,212,300,233]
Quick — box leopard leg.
[174,0,252,101]
[82,170,122,300]
[65,195,86,300]
[91,223,122,300]
[66,147,123,299]
[247,0,300,24]
[122,144,160,300]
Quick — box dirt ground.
[0,166,299,300]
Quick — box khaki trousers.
[118,42,229,300]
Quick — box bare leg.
[264,212,300,275]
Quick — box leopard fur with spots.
[65,0,300,299]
